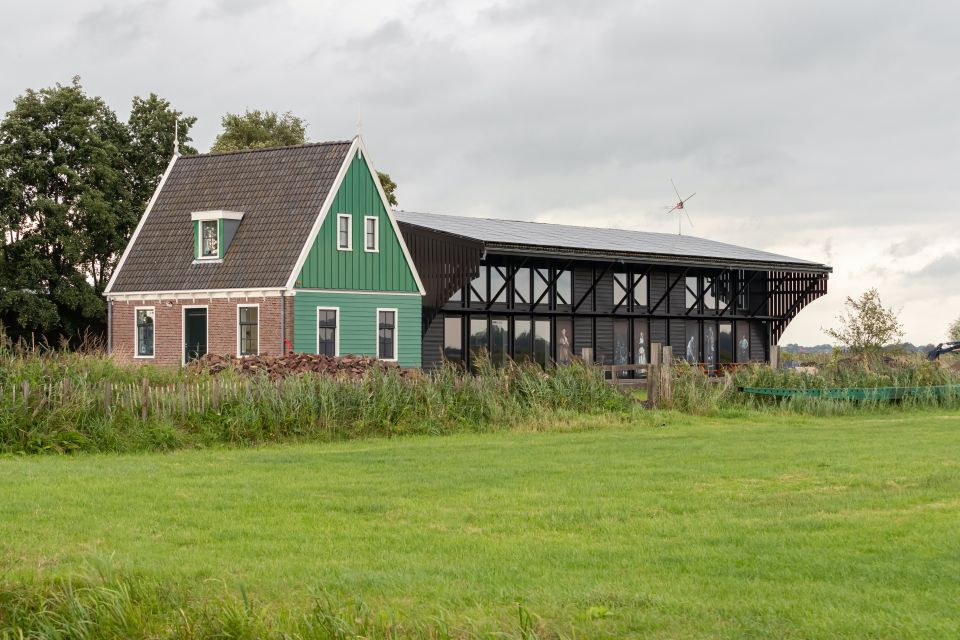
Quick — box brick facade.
[110,295,294,367]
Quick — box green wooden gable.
[295,150,419,292]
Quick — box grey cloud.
[915,251,960,280]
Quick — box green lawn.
[2,410,959,638]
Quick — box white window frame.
[336,214,352,251]
[316,306,340,356]
[198,219,220,260]
[133,306,155,359]
[236,303,259,357]
[376,307,398,362]
[181,305,209,366]
[363,216,379,253]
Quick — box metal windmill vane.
[665,179,696,235]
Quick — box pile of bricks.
[190,352,414,380]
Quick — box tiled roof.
[109,141,353,293]
[395,211,831,272]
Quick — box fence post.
[141,378,149,421]
[179,383,186,417]
[212,378,220,414]
[104,381,111,419]
[21,381,29,407]
[770,345,781,370]
[648,343,662,407]
[661,345,673,407]
[581,347,594,365]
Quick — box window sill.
[193,258,223,265]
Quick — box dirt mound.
[189,352,416,380]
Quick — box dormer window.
[191,210,244,262]
[200,220,218,258]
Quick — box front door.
[184,308,208,363]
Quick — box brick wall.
[110,296,292,367]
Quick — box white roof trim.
[191,210,244,221]
[104,154,179,294]
[106,287,286,301]
[284,138,359,290]
[355,136,426,296]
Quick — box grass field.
[2,410,959,638]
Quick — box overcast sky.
[3,0,958,344]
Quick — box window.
[237,305,258,356]
[513,268,530,304]
[135,307,154,357]
[533,268,549,305]
[469,268,487,304]
[337,214,352,251]
[703,276,716,312]
[490,316,508,367]
[200,220,218,258]
[469,317,488,369]
[317,308,338,356]
[613,272,628,307]
[514,318,533,362]
[490,266,507,303]
[633,274,648,308]
[378,309,397,360]
[534,319,551,368]
[685,276,699,311]
[364,216,379,252]
[443,316,463,363]
[555,270,571,306]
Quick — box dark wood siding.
[574,316,593,360]
[422,315,444,370]
[574,267,595,312]
[595,317,613,364]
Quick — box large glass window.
[533,268,549,305]
[685,276,699,311]
[556,318,573,365]
[317,309,338,356]
[514,318,533,363]
[633,318,648,365]
[719,321,733,364]
[555,270,571,306]
[534,319,551,368]
[378,310,397,360]
[703,322,717,370]
[337,214,352,250]
[633,274,648,308]
[703,276,716,312]
[613,272,628,307]
[513,268,531,304]
[136,308,154,357]
[443,316,463,363]
[490,317,508,367]
[490,266,507,303]
[685,320,700,364]
[470,268,487,304]
[736,321,751,362]
[469,317,488,366]
[200,220,218,258]
[238,306,258,356]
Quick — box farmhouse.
[105,137,832,369]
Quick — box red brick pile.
[190,352,415,380]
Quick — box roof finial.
[173,113,180,157]
[356,109,362,138]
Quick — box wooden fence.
[2,377,276,421]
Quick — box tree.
[211,110,307,152]
[127,93,197,208]
[377,171,398,206]
[949,316,960,341]
[0,78,193,342]
[823,288,904,351]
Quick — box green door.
[184,308,207,363]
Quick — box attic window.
[191,210,244,261]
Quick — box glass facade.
[136,308,154,357]
[514,318,533,362]
[238,306,258,356]
[443,316,463,363]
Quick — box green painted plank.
[292,291,421,368]
[296,152,418,292]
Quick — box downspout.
[280,291,286,354]
[107,299,112,355]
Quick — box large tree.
[211,110,307,152]
[949,315,960,342]
[0,79,194,342]
[211,110,399,206]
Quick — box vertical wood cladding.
[574,316,593,359]
[594,271,614,314]
[573,267,595,311]
[422,315,444,370]
[595,317,613,364]
[297,151,419,292]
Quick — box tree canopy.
[823,288,904,351]
[211,110,307,152]
[0,78,194,342]
[210,109,399,206]
[949,316,960,342]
